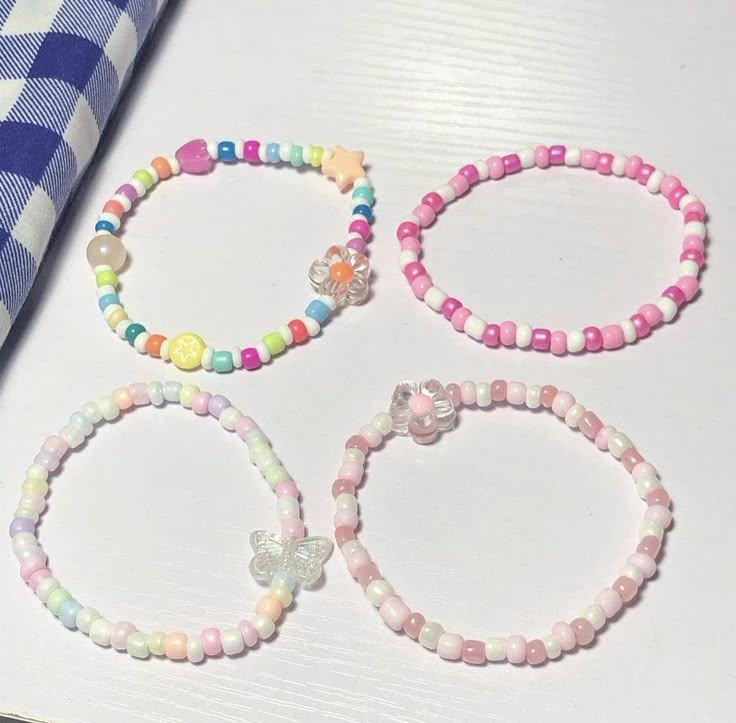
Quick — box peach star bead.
[321,146,366,191]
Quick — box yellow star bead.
[321,146,366,192]
[169,332,205,370]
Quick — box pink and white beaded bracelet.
[9,382,331,663]
[332,379,671,665]
[398,145,706,354]
[87,139,374,372]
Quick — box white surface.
[1,1,734,721]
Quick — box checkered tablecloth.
[0,0,166,348]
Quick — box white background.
[1,1,734,721]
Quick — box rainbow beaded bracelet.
[87,139,374,372]
[398,145,706,354]
[9,382,331,663]
[332,379,671,666]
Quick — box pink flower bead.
[579,411,603,440]
[356,563,381,588]
[421,192,444,213]
[636,163,655,184]
[192,391,212,415]
[437,632,464,660]
[449,174,470,197]
[451,307,472,331]
[624,155,643,178]
[379,596,411,631]
[334,526,355,548]
[238,620,258,647]
[499,321,517,346]
[482,323,500,346]
[459,164,480,185]
[275,480,299,498]
[506,381,526,406]
[595,424,616,450]
[201,628,223,656]
[41,435,68,459]
[396,221,419,241]
[534,145,550,168]
[349,219,370,239]
[660,175,681,198]
[552,621,576,651]
[595,588,623,618]
[570,617,595,645]
[662,286,686,307]
[601,324,625,350]
[583,326,603,351]
[639,303,663,327]
[550,331,567,355]
[334,509,358,530]
[400,236,421,253]
[502,154,521,174]
[632,461,657,482]
[532,327,551,351]
[596,153,614,174]
[403,612,425,639]
[412,204,436,227]
[486,156,505,179]
[280,517,304,538]
[549,145,566,165]
[580,149,599,169]
[461,639,486,665]
[441,297,462,320]
[243,140,260,163]
[552,390,575,417]
[526,639,547,666]
[110,621,136,650]
[130,383,150,406]
[629,313,651,338]
[411,275,432,299]
[505,635,526,664]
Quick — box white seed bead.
[98,212,120,230]
[96,284,116,299]
[144,165,159,184]
[76,607,101,634]
[206,140,218,160]
[371,412,393,436]
[234,139,244,160]
[343,447,365,464]
[474,159,489,180]
[399,249,418,269]
[464,314,486,341]
[424,286,448,312]
[279,142,293,162]
[619,562,645,586]
[607,431,633,458]
[678,193,699,210]
[319,294,338,311]
[277,325,294,346]
[517,147,535,168]
[565,147,581,166]
[564,403,586,428]
[321,147,333,163]
[219,407,241,431]
[133,331,149,353]
[163,381,182,403]
[542,633,561,660]
[187,636,204,663]
[258,143,269,163]
[639,519,664,540]
[419,622,444,650]
[12,532,37,553]
[485,637,506,661]
[334,493,357,513]
[301,144,313,164]
[102,303,123,321]
[114,319,131,339]
[636,475,662,499]
[35,577,59,602]
[683,220,706,239]
[646,169,664,193]
[621,319,637,343]
[221,628,245,656]
[147,381,164,406]
[89,618,114,646]
[81,401,102,424]
[112,193,132,212]
[253,614,276,640]
[402,214,419,226]
[567,330,585,353]
[680,260,700,278]
[341,540,363,558]
[583,604,606,630]
[628,552,657,579]
[359,424,382,448]
[14,508,39,523]
[657,297,678,322]
[303,317,320,337]
[129,177,146,196]
[231,347,243,369]
[59,423,84,449]
[256,342,271,363]
[516,323,532,348]
[167,156,180,174]
[476,382,492,408]
[526,384,541,409]
[201,346,214,370]
[353,176,371,189]
[366,579,394,606]
[98,395,120,421]
[434,184,456,203]
[159,340,170,361]
[611,154,627,176]
[277,495,300,520]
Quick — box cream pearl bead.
[565,147,581,166]
[343,447,365,463]
[366,579,394,606]
[464,314,486,341]
[419,621,443,650]
[12,532,38,554]
[371,412,393,436]
[607,431,633,458]
[646,169,664,193]
[187,636,204,663]
[582,603,606,630]
[639,519,664,541]
[221,628,245,656]
[277,495,300,519]
[424,286,448,312]
[517,147,535,168]
[621,319,637,343]
[98,395,120,421]
[564,403,586,428]
[341,540,363,558]
[567,330,585,353]
[680,260,700,278]
[611,154,627,176]
[476,382,492,408]
[526,385,541,409]
[335,493,357,514]
[516,323,532,348]
[542,633,561,659]
[657,297,678,322]
[636,475,661,499]
[399,249,418,269]
[76,607,101,634]
[485,637,506,661]
[219,406,241,431]
[253,614,276,640]
[86,234,127,271]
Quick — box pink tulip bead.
[41,435,69,459]
[201,628,223,656]
[595,588,623,618]
[379,596,411,631]
[505,635,527,664]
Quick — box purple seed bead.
[34,450,60,472]
[502,154,521,174]
[241,348,261,371]
[346,237,367,254]
[207,394,231,419]
[115,183,138,202]
[459,164,480,185]
[549,145,566,165]
[9,517,35,537]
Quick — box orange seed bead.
[255,594,283,622]
[164,632,188,660]
[145,334,166,358]
[102,199,124,217]
[151,156,171,180]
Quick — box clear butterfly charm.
[249,531,333,587]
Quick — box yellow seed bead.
[22,478,49,496]
[248,441,271,462]
[269,583,293,607]
[310,146,323,167]
[169,332,205,370]
[96,269,118,287]
[179,384,200,408]
[106,308,128,329]
[148,630,166,656]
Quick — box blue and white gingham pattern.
[0,0,166,347]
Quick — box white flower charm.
[308,244,370,306]
[249,530,332,587]
[389,379,457,445]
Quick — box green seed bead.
[22,477,49,496]
[290,146,304,167]
[96,269,118,288]
[212,350,234,373]
[148,630,166,656]
[126,631,151,659]
[263,332,286,356]
[269,583,293,607]
[310,146,323,167]
[133,169,154,189]
[352,186,374,204]
[248,441,271,463]
[47,587,72,616]
[179,385,200,409]
[264,465,290,487]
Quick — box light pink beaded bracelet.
[398,145,706,354]
[10,381,331,663]
[332,379,671,666]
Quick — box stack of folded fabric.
[0,0,167,348]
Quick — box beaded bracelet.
[9,382,331,662]
[87,139,374,372]
[398,145,706,354]
[332,379,671,665]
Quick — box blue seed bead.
[58,598,83,629]
[244,427,269,448]
[290,146,304,167]
[352,204,373,222]
[272,569,297,591]
[70,411,93,436]
[98,293,119,311]
[305,299,330,325]
[212,350,234,373]
[352,186,374,204]
[266,143,281,163]
[124,322,146,345]
[95,220,114,233]
[218,141,236,161]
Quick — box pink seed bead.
[243,140,261,163]
[632,461,657,482]
[491,379,507,402]
[550,330,567,355]
[332,479,355,499]
[531,328,551,350]
[662,285,686,307]
[34,450,59,471]
[636,163,655,184]
[628,552,657,579]
[595,424,616,450]
[334,526,355,548]
[400,236,421,253]
[579,411,603,439]
[356,563,381,588]
[482,323,500,346]
[637,535,662,559]
[130,383,150,406]
[621,447,645,472]
[241,348,261,371]
[41,435,69,459]
[683,211,702,224]
[580,149,599,169]
[540,385,558,408]
[669,186,688,210]
[403,612,425,639]
[346,237,367,254]
[338,461,364,484]
[601,324,625,350]
[570,617,595,645]
[499,320,517,346]
[445,383,462,408]
[679,249,705,266]
[334,509,358,530]
[682,200,706,217]
[238,620,258,647]
[459,164,480,185]
[506,381,526,405]
[613,576,639,603]
[20,554,46,581]
[629,313,651,338]
[345,435,369,454]
[534,145,550,168]
[486,156,505,179]
[552,621,576,651]
[639,303,664,327]
[595,588,623,618]
[451,307,472,331]
[505,635,527,664]
[19,493,45,513]
[583,326,603,351]
[421,192,444,212]
[659,175,681,198]
[349,219,370,239]
[201,628,222,656]
[438,632,464,660]
[502,154,521,174]
[112,386,133,410]
[526,639,547,665]
[449,174,470,197]
[396,221,418,241]
[403,261,426,282]
[379,596,411,631]
[596,152,614,174]
[345,548,371,577]
[459,381,477,406]
[275,479,299,498]
[27,568,51,591]
[462,639,486,665]
[110,621,136,650]
[412,204,436,227]
[645,504,672,528]
[647,488,670,508]
[280,517,304,538]
[192,391,212,415]
[624,155,643,178]
[441,297,462,320]
[552,390,575,417]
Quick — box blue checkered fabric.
[0,0,166,347]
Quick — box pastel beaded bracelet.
[87,139,374,372]
[332,379,671,665]
[398,145,706,354]
[9,382,331,662]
